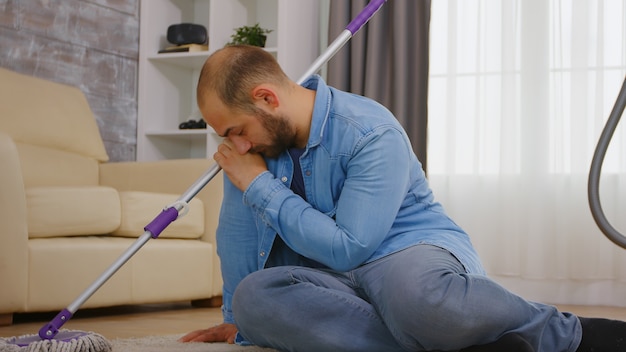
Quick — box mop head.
[0,330,112,352]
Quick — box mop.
[0,1,387,351]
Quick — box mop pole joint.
[144,206,180,239]
[38,308,73,340]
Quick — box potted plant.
[226,23,273,47]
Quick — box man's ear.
[252,85,279,110]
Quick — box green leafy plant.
[226,23,273,47]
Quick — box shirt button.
[260,251,266,257]
[281,176,288,182]
[305,170,311,176]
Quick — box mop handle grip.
[144,207,179,239]
[346,0,387,35]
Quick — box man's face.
[201,93,297,158]
[249,107,297,158]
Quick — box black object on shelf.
[167,23,208,45]
[179,119,207,129]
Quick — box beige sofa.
[0,67,223,325]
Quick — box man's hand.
[178,323,238,344]
[214,139,268,191]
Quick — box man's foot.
[576,317,626,352]
[460,333,534,352]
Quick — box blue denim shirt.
[217,75,485,325]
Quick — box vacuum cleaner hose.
[588,75,626,248]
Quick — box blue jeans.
[232,245,582,352]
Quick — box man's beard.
[250,108,298,158]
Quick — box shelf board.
[147,51,211,69]
[146,129,209,140]
[147,46,278,70]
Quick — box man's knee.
[233,268,284,319]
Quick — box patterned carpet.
[112,334,278,352]
[0,332,278,352]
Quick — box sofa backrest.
[0,68,109,187]
[0,68,109,162]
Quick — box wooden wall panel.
[0,0,139,162]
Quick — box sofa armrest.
[99,159,224,297]
[0,132,29,313]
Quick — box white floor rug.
[111,334,278,352]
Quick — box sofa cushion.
[27,237,215,311]
[111,191,205,239]
[17,143,101,188]
[26,186,121,238]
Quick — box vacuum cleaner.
[0,1,387,351]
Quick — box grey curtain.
[326,0,431,173]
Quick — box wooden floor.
[2,303,626,340]
[0,302,223,340]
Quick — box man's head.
[197,45,300,158]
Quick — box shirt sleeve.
[243,127,412,271]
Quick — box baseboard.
[191,296,222,308]
[0,313,13,327]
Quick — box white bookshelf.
[137,0,320,161]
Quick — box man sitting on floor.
[180,44,626,352]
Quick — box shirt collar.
[301,74,331,148]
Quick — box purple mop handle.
[346,0,387,35]
[37,1,388,341]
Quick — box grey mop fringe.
[0,330,112,352]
